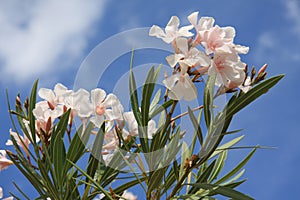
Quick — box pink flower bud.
[258,64,268,75]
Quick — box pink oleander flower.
[201,25,249,55]
[201,25,235,55]
[33,103,64,135]
[6,129,30,157]
[121,190,138,200]
[6,120,39,157]
[163,73,197,101]
[63,88,93,123]
[166,37,210,73]
[187,11,215,45]
[122,111,157,139]
[209,53,246,87]
[102,129,119,151]
[149,16,193,44]
[87,89,123,128]
[0,150,13,171]
[38,83,71,108]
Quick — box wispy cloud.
[285,0,300,36]
[0,0,107,84]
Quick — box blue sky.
[0,0,299,199]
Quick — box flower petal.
[91,88,106,106]
[38,88,55,102]
[149,25,165,38]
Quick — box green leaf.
[209,135,245,159]
[221,169,245,186]
[188,106,203,146]
[189,160,216,194]
[203,74,216,128]
[37,159,60,199]
[53,135,66,189]
[221,129,243,135]
[173,160,180,181]
[225,74,284,119]
[67,160,114,200]
[113,176,147,195]
[222,179,247,189]
[52,110,70,187]
[129,50,142,126]
[28,80,39,145]
[63,123,92,174]
[191,108,203,154]
[208,150,227,183]
[86,124,105,183]
[115,148,147,193]
[189,183,254,200]
[149,99,173,119]
[215,148,257,184]
[141,66,155,125]
[149,89,161,114]
[148,166,168,193]
[179,142,189,177]
[51,109,71,143]
[8,153,44,195]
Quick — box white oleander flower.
[209,53,246,87]
[0,150,13,172]
[149,15,193,44]
[163,73,197,101]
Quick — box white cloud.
[285,0,300,35]
[0,0,107,84]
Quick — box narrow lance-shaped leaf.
[188,106,203,146]
[208,150,227,183]
[209,135,245,159]
[67,160,114,200]
[224,74,284,120]
[188,160,216,194]
[203,74,216,128]
[215,148,257,184]
[63,123,92,175]
[189,183,254,200]
[129,50,142,126]
[149,89,161,114]
[28,80,39,144]
[85,123,106,188]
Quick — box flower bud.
[24,97,29,110]
[16,95,22,108]
[258,64,268,75]
[251,66,256,80]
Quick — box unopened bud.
[16,95,22,108]
[253,72,267,84]
[258,64,268,75]
[45,117,52,135]
[251,66,256,80]
[47,101,55,110]
[24,97,29,110]
[244,65,248,74]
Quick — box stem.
[170,105,204,122]
[166,156,200,200]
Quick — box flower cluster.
[0,10,281,200]
[2,83,157,169]
[150,12,250,100]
